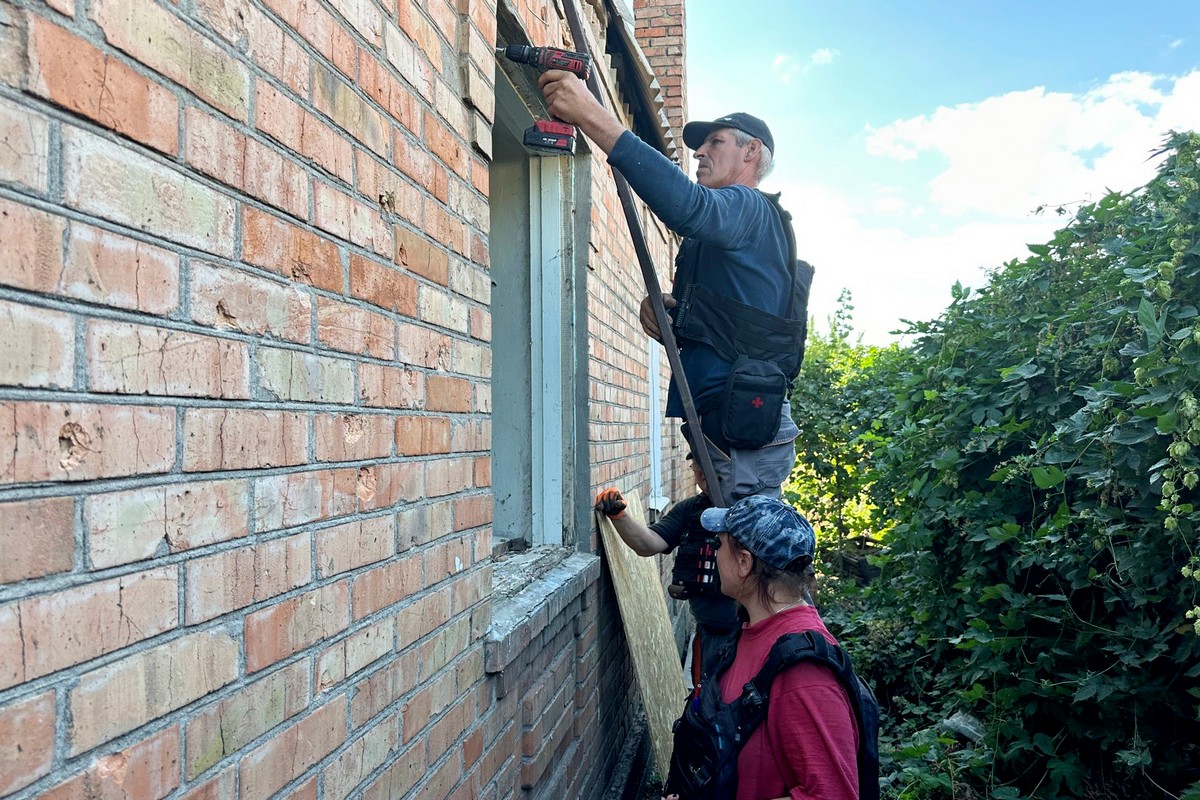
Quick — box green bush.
[799,132,1200,799]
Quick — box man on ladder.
[540,73,811,506]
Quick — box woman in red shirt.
[666,495,859,800]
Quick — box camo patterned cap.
[700,495,815,571]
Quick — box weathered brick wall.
[0,0,689,797]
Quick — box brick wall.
[0,0,689,797]
[632,0,686,153]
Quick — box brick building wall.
[0,0,691,797]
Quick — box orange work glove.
[594,487,627,519]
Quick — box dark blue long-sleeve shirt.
[607,131,792,415]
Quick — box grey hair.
[730,128,774,182]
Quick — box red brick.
[426,375,471,412]
[392,130,436,187]
[423,536,471,586]
[394,225,449,285]
[314,413,395,462]
[360,363,424,409]
[87,320,250,398]
[183,408,307,472]
[395,2,441,73]
[90,0,249,120]
[185,107,308,219]
[349,650,418,727]
[350,253,419,315]
[179,768,236,800]
[331,0,383,45]
[242,207,343,293]
[418,285,469,333]
[0,4,26,89]
[453,494,492,531]
[360,740,424,800]
[395,587,451,647]
[359,54,421,134]
[265,0,355,77]
[86,479,250,569]
[313,62,387,156]
[358,461,424,511]
[423,198,468,256]
[316,617,393,691]
[238,700,345,800]
[316,298,395,359]
[256,78,354,183]
[244,581,350,672]
[63,126,236,258]
[0,401,175,485]
[0,197,67,295]
[313,181,393,256]
[191,261,312,343]
[184,660,310,778]
[316,515,395,577]
[396,321,452,369]
[382,19,433,102]
[253,468,357,532]
[28,15,178,154]
[258,347,356,404]
[0,567,177,691]
[322,715,398,800]
[450,419,489,452]
[0,299,73,389]
[396,415,450,455]
[356,149,422,227]
[351,553,422,619]
[64,222,180,315]
[474,456,491,487]
[38,727,180,800]
[185,533,312,624]
[0,95,50,192]
[0,497,73,583]
[0,690,55,795]
[68,629,238,754]
[426,457,473,497]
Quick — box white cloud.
[773,54,802,83]
[772,48,839,83]
[864,70,1200,217]
[774,182,1063,343]
[810,48,840,66]
[1169,38,1184,49]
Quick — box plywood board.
[598,491,686,775]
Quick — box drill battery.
[523,119,577,156]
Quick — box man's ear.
[743,138,761,163]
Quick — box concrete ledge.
[484,550,601,674]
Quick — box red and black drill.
[496,44,593,156]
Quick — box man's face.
[694,127,754,188]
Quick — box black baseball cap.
[683,112,774,153]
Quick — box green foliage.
[787,291,908,564]
[816,132,1200,799]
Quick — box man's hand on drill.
[639,292,676,343]
[538,71,626,154]
[594,488,627,520]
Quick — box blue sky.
[684,1,1200,343]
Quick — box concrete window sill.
[484,548,600,674]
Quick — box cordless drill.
[496,44,593,156]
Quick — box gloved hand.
[594,488,627,519]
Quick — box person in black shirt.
[595,455,740,682]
